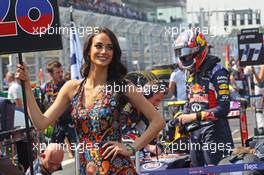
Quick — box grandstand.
[58,0,147,21]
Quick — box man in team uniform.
[173,30,234,166]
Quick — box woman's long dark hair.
[81,27,128,108]
[81,27,127,81]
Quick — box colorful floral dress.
[71,81,136,175]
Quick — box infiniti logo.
[191,103,202,112]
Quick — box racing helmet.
[174,30,209,70]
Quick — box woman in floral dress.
[16,27,165,174]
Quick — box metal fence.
[207,35,238,65]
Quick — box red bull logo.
[191,83,205,94]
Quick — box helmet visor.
[175,47,198,69]
[179,55,194,68]
[174,47,199,58]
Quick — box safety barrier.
[141,162,264,174]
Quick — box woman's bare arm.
[252,65,264,83]
[23,79,79,130]
[16,64,79,130]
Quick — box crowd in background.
[58,0,147,21]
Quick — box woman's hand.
[102,141,133,160]
[16,64,30,82]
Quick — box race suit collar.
[198,55,220,75]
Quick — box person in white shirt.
[6,71,23,109]
[252,65,264,135]
[244,65,264,135]
[168,63,187,101]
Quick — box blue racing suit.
[182,55,234,166]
